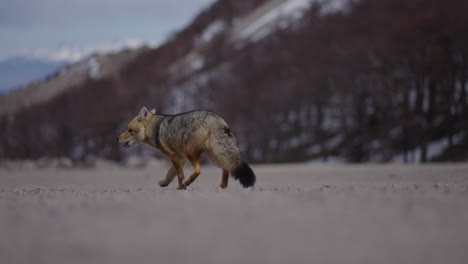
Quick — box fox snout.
[118,132,134,148]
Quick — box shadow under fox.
[118,107,256,189]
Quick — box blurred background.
[0,0,467,164]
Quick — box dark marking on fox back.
[223,126,231,136]
[167,116,175,124]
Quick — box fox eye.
[128,129,135,133]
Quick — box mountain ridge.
[0,57,66,94]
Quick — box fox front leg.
[169,157,186,190]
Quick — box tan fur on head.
[118,107,156,148]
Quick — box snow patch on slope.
[87,57,101,79]
[199,20,226,44]
[231,0,347,42]
[239,0,314,40]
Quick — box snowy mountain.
[0,47,149,116]
[0,57,66,94]
[0,39,157,94]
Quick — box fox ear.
[149,109,156,115]
[138,107,149,121]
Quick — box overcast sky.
[0,0,215,61]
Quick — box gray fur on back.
[154,110,242,170]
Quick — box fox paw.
[177,184,187,190]
[158,181,169,187]
[219,184,227,189]
[182,179,192,187]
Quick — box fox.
[117,107,256,190]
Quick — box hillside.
[0,47,149,116]
[1,0,467,163]
[0,57,65,94]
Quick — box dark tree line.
[1,0,467,163]
[198,0,468,162]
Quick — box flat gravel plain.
[1,162,468,264]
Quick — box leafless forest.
[1,0,467,163]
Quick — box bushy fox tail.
[232,162,256,188]
[208,126,256,188]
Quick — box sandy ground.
[1,162,468,264]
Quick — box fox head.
[118,107,156,148]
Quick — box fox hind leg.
[159,166,177,187]
[219,169,229,189]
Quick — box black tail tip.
[232,162,256,188]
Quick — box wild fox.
[118,107,256,189]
